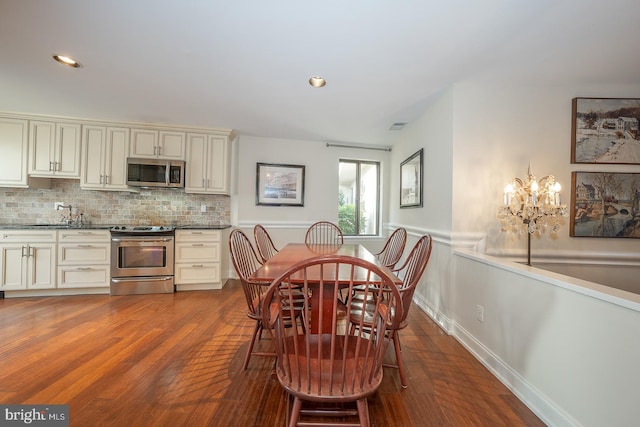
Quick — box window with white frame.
[338,159,380,236]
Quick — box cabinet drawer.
[1,230,57,242]
[175,263,220,285]
[175,229,221,243]
[58,265,110,288]
[175,242,220,263]
[58,243,110,265]
[58,230,110,242]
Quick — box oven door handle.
[111,237,173,243]
[111,276,174,283]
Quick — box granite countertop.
[0,224,232,230]
[0,224,113,230]
[176,224,231,230]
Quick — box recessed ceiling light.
[52,54,82,68]
[308,76,326,88]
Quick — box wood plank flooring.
[0,281,545,426]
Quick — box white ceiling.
[1,0,639,145]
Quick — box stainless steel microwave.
[126,158,185,188]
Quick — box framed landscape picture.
[570,171,640,238]
[400,148,423,208]
[571,97,640,164]
[256,163,305,206]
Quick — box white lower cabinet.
[57,230,110,289]
[175,229,227,290]
[0,230,57,291]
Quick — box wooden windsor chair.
[229,229,276,370]
[305,221,344,245]
[253,224,279,263]
[349,234,433,388]
[373,227,407,269]
[262,255,403,427]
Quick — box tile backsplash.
[0,180,230,226]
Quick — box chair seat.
[276,334,384,402]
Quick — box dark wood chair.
[305,221,344,245]
[229,229,275,370]
[253,224,279,263]
[374,227,407,269]
[262,255,402,427]
[349,234,433,388]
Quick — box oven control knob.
[121,226,127,230]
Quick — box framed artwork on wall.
[400,148,423,208]
[570,171,640,238]
[571,97,640,164]
[256,163,305,206]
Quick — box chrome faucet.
[57,204,73,225]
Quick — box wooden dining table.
[249,243,401,333]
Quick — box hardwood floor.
[0,281,545,426]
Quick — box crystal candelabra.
[497,164,568,265]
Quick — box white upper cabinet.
[185,133,231,195]
[0,117,29,187]
[29,121,81,178]
[130,128,185,159]
[81,125,130,191]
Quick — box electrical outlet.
[54,202,64,210]
[476,305,484,323]
[200,204,207,213]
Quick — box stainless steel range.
[110,225,175,295]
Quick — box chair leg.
[392,332,407,388]
[356,398,370,427]
[243,321,261,370]
[289,396,303,427]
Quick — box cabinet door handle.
[77,267,92,271]
[158,145,162,156]
[49,161,54,171]
[192,243,204,247]
[105,174,109,184]
[192,264,204,268]
[21,246,27,257]
[55,161,59,171]
[77,244,93,248]
[28,245,34,257]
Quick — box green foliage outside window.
[338,190,365,235]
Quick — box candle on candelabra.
[531,180,538,207]
[504,184,513,206]
[553,183,561,205]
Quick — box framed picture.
[571,97,640,164]
[570,171,640,238]
[256,163,305,206]
[400,148,423,208]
